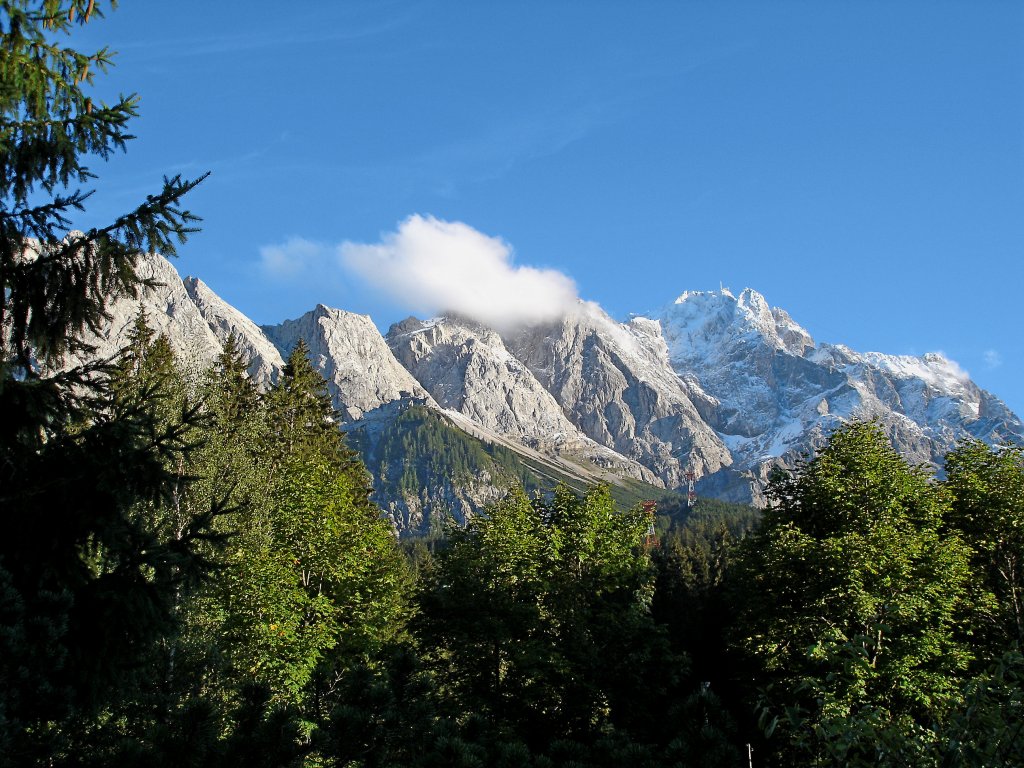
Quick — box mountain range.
[71,253,1023,534]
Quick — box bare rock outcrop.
[262,305,436,422]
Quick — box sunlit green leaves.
[419,484,669,749]
[945,440,1024,651]
[733,422,975,764]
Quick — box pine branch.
[0,187,90,231]
[3,172,208,370]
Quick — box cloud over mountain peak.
[339,215,579,330]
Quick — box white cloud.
[927,350,971,383]
[259,236,326,276]
[984,349,1003,369]
[945,357,972,383]
[339,215,578,329]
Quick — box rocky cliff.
[657,288,1023,501]
[386,314,661,485]
[67,251,1023,526]
[262,305,435,422]
[505,302,734,488]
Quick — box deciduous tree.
[944,439,1024,652]
[732,422,974,765]
[419,485,679,755]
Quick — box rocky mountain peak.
[648,289,1022,501]
[263,306,434,422]
[663,287,815,363]
[388,314,615,454]
[505,303,732,487]
[61,252,223,372]
[387,316,433,338]
[183,276,283,388]
[61,251,1022,516]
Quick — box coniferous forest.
[1,4,1022,766]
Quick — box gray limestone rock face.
[64,252,224,373]
[183,276,284,389]
[505,302,733,490]
[261,305,436,422]
[386,315,662,485]
[388,315,598,450]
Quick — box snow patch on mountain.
[654,288,1022,499]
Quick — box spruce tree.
[268,339,344,460]
[0,1,206,373]
[267,338,374,510]
[208,332,260,429]
[0,3,210,761]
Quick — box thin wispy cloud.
[112,10,418,61]
[331,101,611,202]
[259,237,327,277]
[984,349,1003,369]
[413,105,606,188]
[942,356,972,383]
[338,215,579,329]
[76,135,294,225]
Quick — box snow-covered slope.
[655,288,1023,500]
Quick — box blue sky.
[75,1,1024,415]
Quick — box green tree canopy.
[944,439,1024,653]
[732,422,974,766]
[418,485,681,756]
[196,338,408,720]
